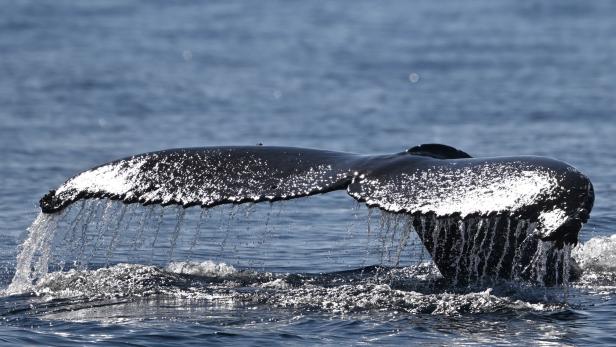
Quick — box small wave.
[33,263,184,299]
[573,235,616,272]
[243,283,556,315]
[572,235,616,287]
[1,262,563,317]
[166,260,237,277]
[260,278,290,289]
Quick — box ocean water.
[1,0,616,345]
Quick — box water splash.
[23,261,565,317]
[570,235,616,288]
[8,197,613,324]
[573,234,616,272]
[166,260,237,277]
[8,213,60,293]
[6,194,582,301]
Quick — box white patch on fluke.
[56,157,148,199]
[537,208,568,238]
[352,162,560,218]
[49,149,351,209]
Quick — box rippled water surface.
[2,0,616,345]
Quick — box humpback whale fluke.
[39,145,594,285]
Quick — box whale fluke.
[38,145,594,285]
[40,147,358,214]
[346,155,593,242]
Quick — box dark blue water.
[2,0,616,345]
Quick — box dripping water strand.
[168,207,186,261]
[104,204,128,266]
[480,216,500,285]
[187,209,207,261]
[73,200,101,269]
[510,220,528,280]
[563,244,571,301]
[149,206,165,263]
[452,219,466,286]
[86,201,116,266]
[62,200,87,246]
[218,205,239,259]
[342,202,361,261]
[378,213,391,265]
[494,218,513,279]
[387,214,401,264]
[394,216,413,267]
[132,206,154,252]
[360,208,374,269]
[252,203,274,269]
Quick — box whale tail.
[39,145,594,285]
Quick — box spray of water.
[6,198,576,296]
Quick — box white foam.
[56,157,148,199]
[260,278,290,289]
[267,283,557,315]
[165,260,237,277]
[3,261,565,316]
[573,235,616,272]
[33,263,173,299]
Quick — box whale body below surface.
[39,144,594,285]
